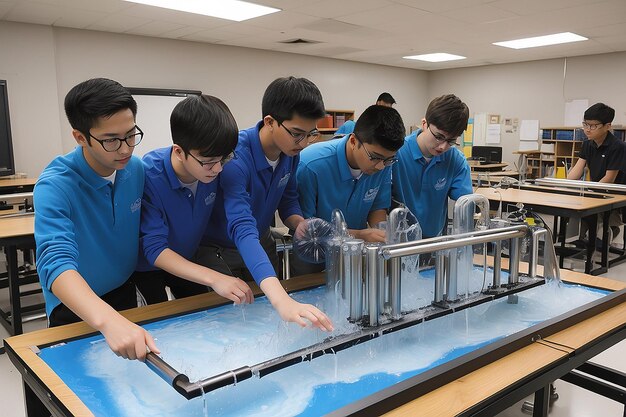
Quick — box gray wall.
[427,53,626,166]
[0,21,428,177]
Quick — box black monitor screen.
[471,145,502,164]
[0,80,15,176]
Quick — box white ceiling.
[2,0,626,70]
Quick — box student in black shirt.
[568,103,624,245]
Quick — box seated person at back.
[392,94,472,238]
[132,95,253,306]
[35,78,157,360]
[335,92,397,135]
[198,76,333,332]
[567,102,624,243]
[292,105,405,275]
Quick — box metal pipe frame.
[534,177,626,194]
[381,226,528,260]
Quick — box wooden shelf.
[318,109,355,135]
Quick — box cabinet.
[539,126,626,178]
[318,109,355,136]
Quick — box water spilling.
[37,274,608,417]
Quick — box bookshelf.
[318,109,355,136]
[539,126,626,178]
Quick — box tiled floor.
[1,251,625,417]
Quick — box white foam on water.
[78,280,605,417]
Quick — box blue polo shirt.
[204,121,302,284]
[335,120,355,135]
[392,129,472,238]
[297,135,391,229]
[136,147,218,271]
[34,147,144,316]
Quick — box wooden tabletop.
[4,271,625,417]
[0,178,37,188]
[475,186,626,212]
[470,163,509,171]
[0,214,34,239]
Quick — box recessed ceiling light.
[123,0,281,22]
[493,32,588,49]
[403,53,466,63]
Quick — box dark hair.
[170,95,238,157]
[354,105,405,151]
[584,103,615,124]
[376,92,396,105]
[262,76,325,123]
[64,78,137,142]
[425,94,469,138]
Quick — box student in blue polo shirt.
[392,94,472,238]
[334,92,397,136]
[132,95,253,306]
[199,76,333,332]
[35,78,158,361]
[292,104,405,275]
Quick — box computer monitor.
[0,80,15,177]
[471,146,502,164]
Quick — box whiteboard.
[132,94,186,158]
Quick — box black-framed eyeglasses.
[427,124,458,146]
[89,125,144,152]
[355,135,398,167]
[582,122,604,131]
[187,151,236,170]
[277,121,321,144]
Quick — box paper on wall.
[520,120,539,141]
[486,123,501,144]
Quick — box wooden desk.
[0,214,37,336]
[0,178,36,192]
[471,170,519,182]
[470,163,508,171]
[4,272,626,417]
[475,187,626,275]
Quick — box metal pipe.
[509,237,520,284]
[345,239,364,322]
[389,257,402,319]
[529,228,547,279]
[381,224,528,252]
[381,227,528,260]
[534,178,626,194]
[493,239,502,287]
[434,251,446,303]
[366,245,380,326]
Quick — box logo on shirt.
[434,177,447,191]
[363,187,379,203]
[277,173,291,188]
[130,198,141,213]
[205,192,216,206]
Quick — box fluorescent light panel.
[403,53,466,62]
[123,0,280,22]
[493,32,587,49]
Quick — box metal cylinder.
[434,251,447,303]
[389,257,402,319]
[509,237,520,284]
[344,239,364,322]
[493,239,502,287]
[324,237,343,296]
[365,245,381,326]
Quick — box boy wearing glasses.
[291,105,405,275]
[131,95,253,306]
[35,78,158,360]
[568,102,624,245]
[198,76,333,332]
[392,94,472,238]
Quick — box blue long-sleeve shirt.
[34,147,144,316]
[392,129,472,238]
[297,135,391,229]
[204,121,302,284]
[136,147,218,271]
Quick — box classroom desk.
[4,271,626,417]
[0,178,36,193]
[471,170,519,183]
[470,163,509,172]
[0,214,38,336]
[475,187,626,275]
